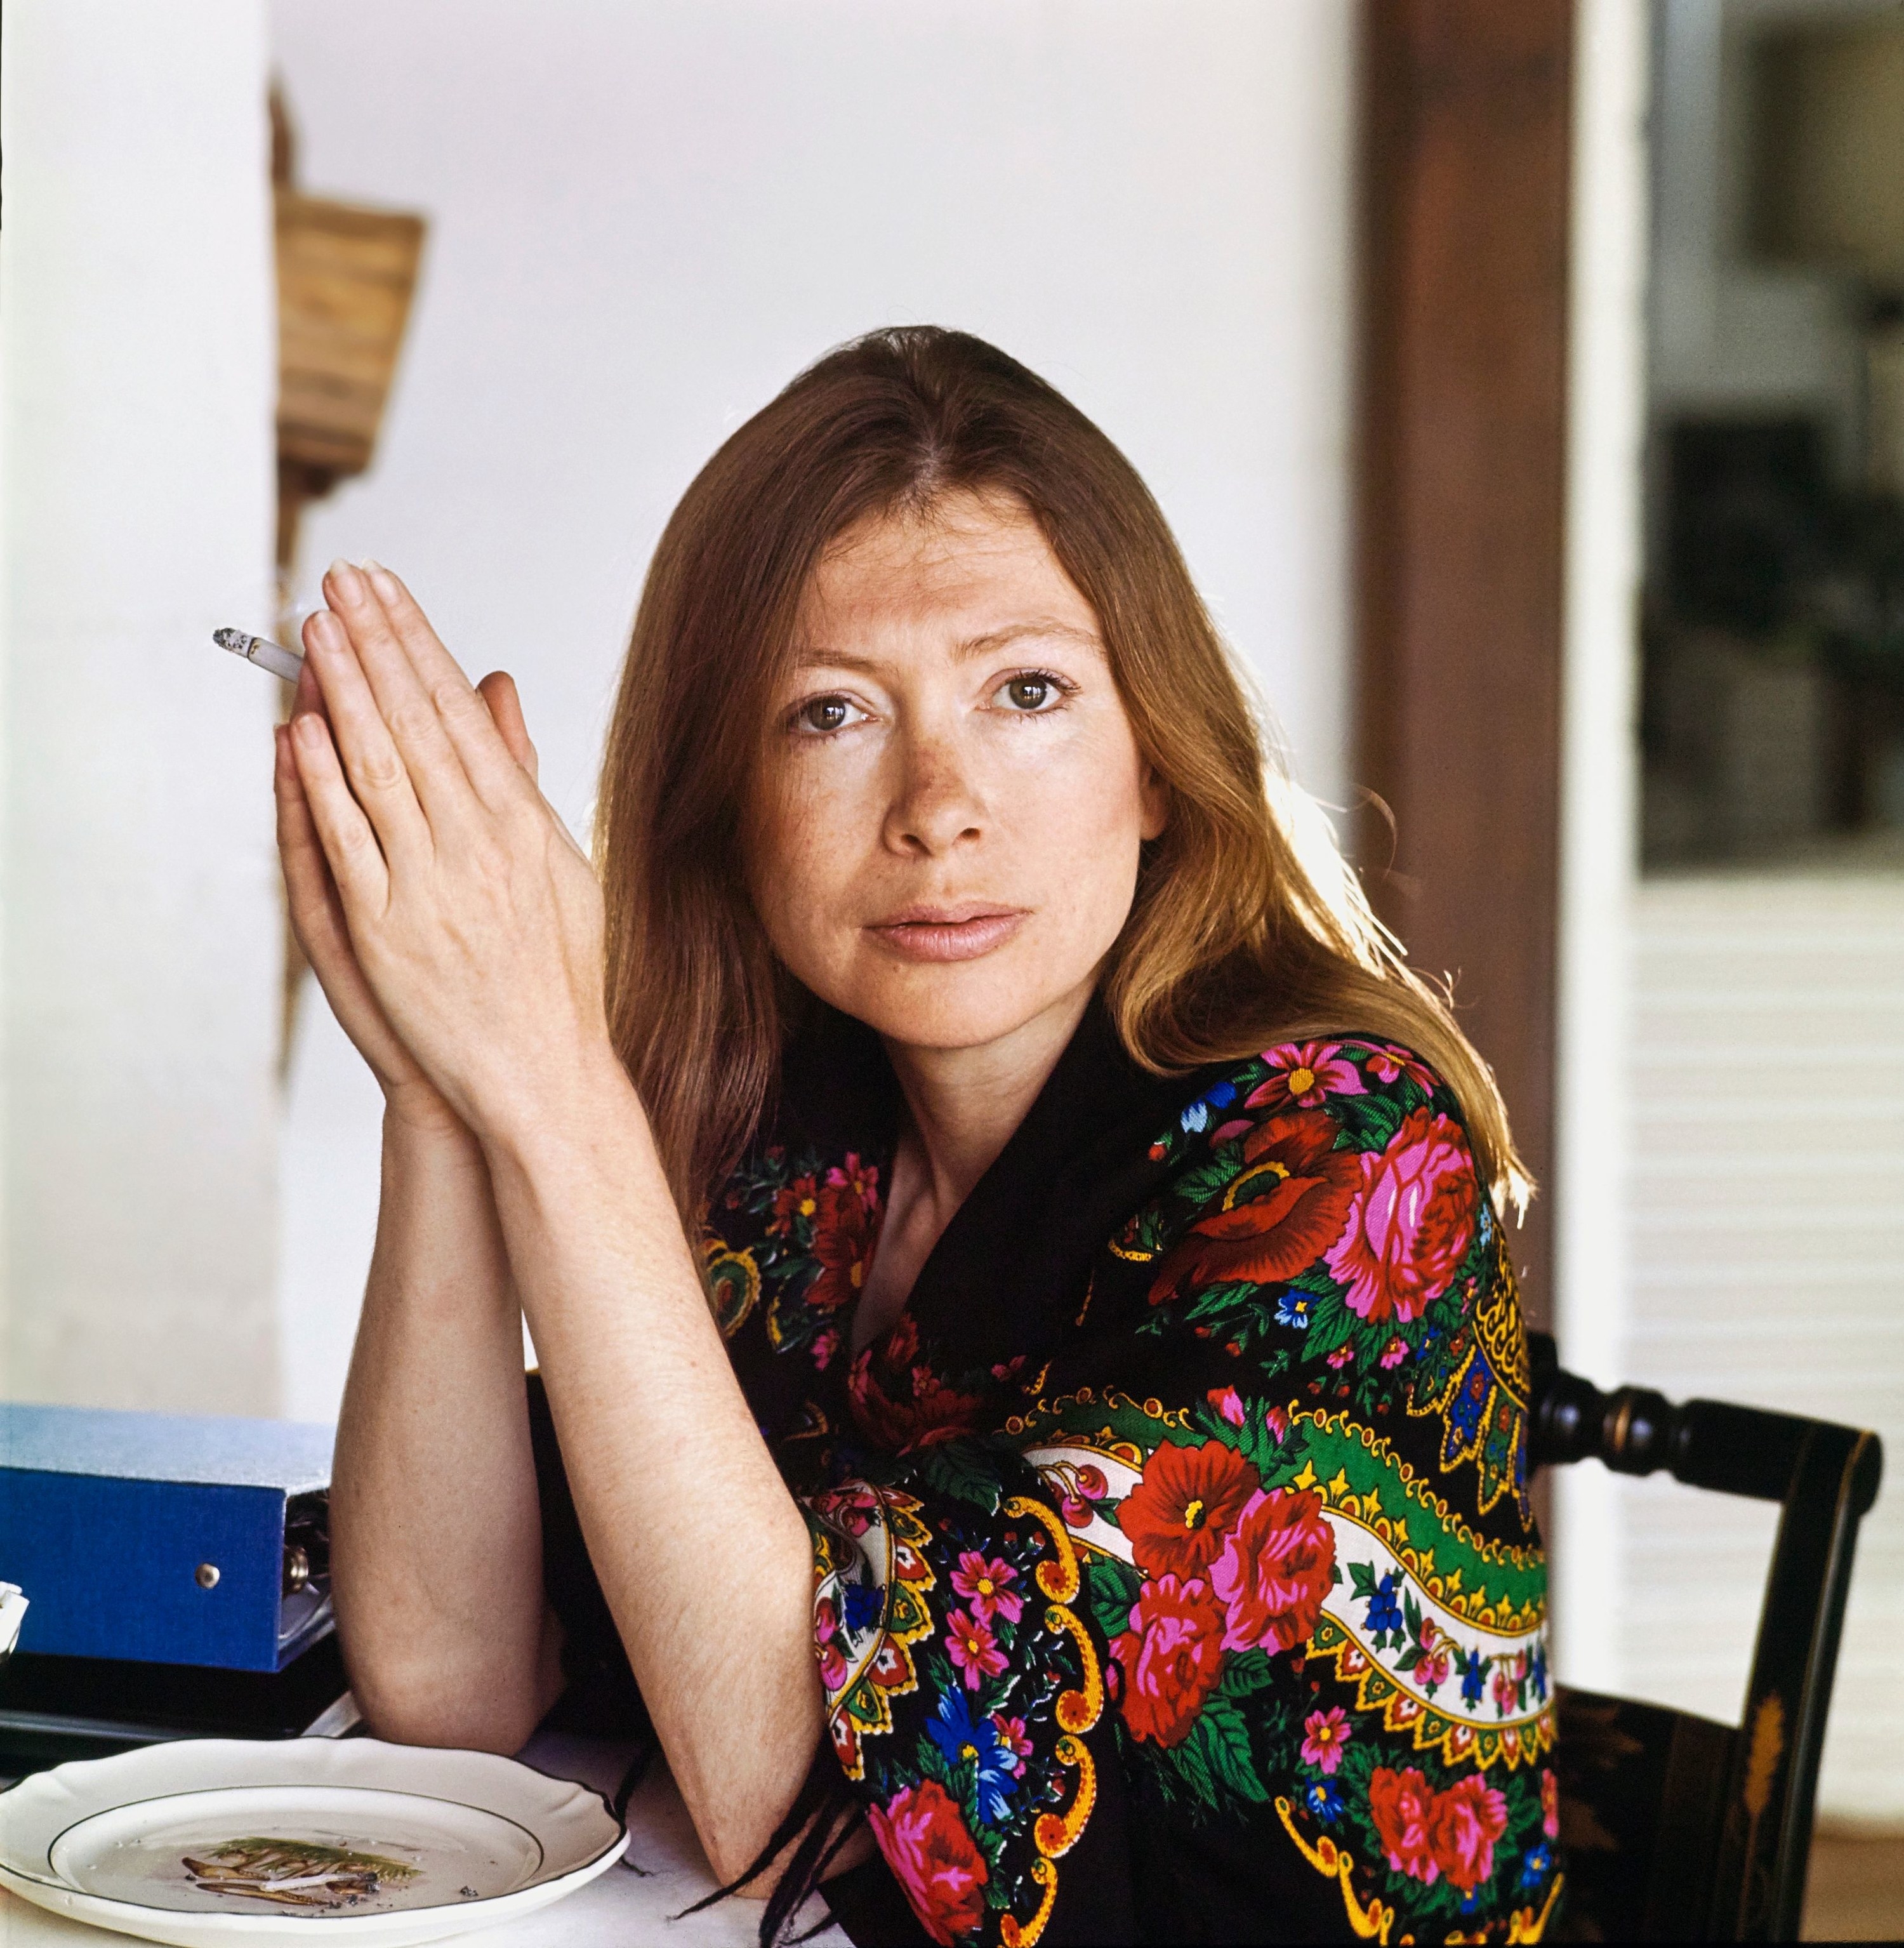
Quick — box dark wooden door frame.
[1354,0,1574,1330]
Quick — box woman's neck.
[883,981,1094,1212]
[851,981,1094,1353]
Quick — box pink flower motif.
[1246,1041,1368,1113]
[944,1608,1007,1690]
[1427,1774,1509,1895]
[1325,1107,1479,1324]
[1207,1386,1246,1428]
[1264,1404,1290,1442]
[1369,1766,1439,1883]
[1208,1487,1337,1655]
[1540,1767,1560,1840]
[1210,1118,1254,1146]
[991,1713,1034,1775]
[1492,1664,1520,1714]
[1300,1706,1352,1775]
[1327,1345,1354,1368]
[811,1483,882,1536]
[868,1780,988,1945]
[812,1328,839,1371]
[950,1552,1024,1626]
[1380,1336,1408,1368]
[814,1595,849,1693]
[825,1151,882,1215]
[1358,1042,1441,1096]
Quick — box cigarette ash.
[181,1838,420,1908]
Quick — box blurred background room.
[1,0,1898,1936]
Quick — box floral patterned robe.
[537,1004,1563,1945]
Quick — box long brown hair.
[597,327,1529,1229]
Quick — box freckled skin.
[746,493,1167,1058]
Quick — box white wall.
[1552,0,1649,1692]
[1623,877,1904,1819]
[271,0,1358,1421]
[1561,0,1904,1821]
[0,0,283,1412]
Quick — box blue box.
[0,1405,333,1673]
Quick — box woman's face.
[746,491,1167,1057]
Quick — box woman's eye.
[994,672,1066,713]
[792,694,864,735]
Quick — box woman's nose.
[883,731,984,857]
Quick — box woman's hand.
[284,561,609,1146]
[274,629,532,1135]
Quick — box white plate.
[0,1737,627,1946]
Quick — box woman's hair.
[596,326,1530,1228]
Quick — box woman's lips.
[864,907,1028,963]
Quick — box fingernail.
[327,559,363,602]
[364,561,401,602]
[294,712,326,746]
[307,610,345,651]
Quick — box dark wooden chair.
[1529,1332,1883,1942]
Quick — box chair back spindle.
[1528,1333,1882,1942]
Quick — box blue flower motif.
[842,1580,883,1638]
[1206,1081,1238,1110]
[1274,1290,1313,1330]
[1305,1780,1343,1822]
[1518,1842,1553,1892]
[925,1689,1015,1824]
[1180,1101,1210,1134]
[1529,1641,1549,1702]
[1460,1649,1487,1708]
[1363,1571,1403,1640]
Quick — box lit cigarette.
[213,627,303,684]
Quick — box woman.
[279,328,1562,1946]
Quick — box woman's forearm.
[330,1111,559,1751]
[480,1052,823,1885]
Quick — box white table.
[0,1733,845,1947]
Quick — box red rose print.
[1151,1113,1360,1302]
[1323,1107,1478,1323]
[868,1780,989,1945]
[1427,1773,1509,1894]
[1118,1440,1260,1580]
[809,1176,880,1312]
[1246,1040,1368,1112]
[1111,1574,1227,1747]
[1368,1766,1439,1883]
[848,1344,984,1451]
[1208,1485,1336,1654]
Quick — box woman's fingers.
[288,705,392,915]
[317,562,494,835]
[301,607,433,865]
[275,726,362,969]
[477,671,539,783]
[355,563,530,810]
